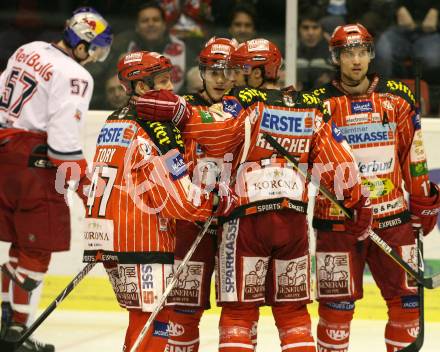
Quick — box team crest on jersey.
[382,100,394,111]
[275,256,309,301]
[167,260,204,306]
[317,252,351,297]
[118,106,130,119]
[242,257,269,301]
[282,93,295,107]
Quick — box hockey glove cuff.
[134,89,192,129]
[344,195,373,240]
[410,182,440,236]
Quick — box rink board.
[39,275,440,322]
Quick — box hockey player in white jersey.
[0,7,112,352]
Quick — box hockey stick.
[130,216,214,352]
[262,133,440,289]
[397,227,425,352]
[0,262,96,352]
[397,58,426,352]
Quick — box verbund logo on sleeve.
[351,101,373,114]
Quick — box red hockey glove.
[410,182,440,236]
[134,89,192,129]
[344,196,373,240]
[212,183,237,218]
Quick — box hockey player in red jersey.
[0,7,112,352]
[165,37,238,352]
[85,50,233,352]
[134,38,373,352]
[311,24,440,352]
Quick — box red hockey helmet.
[199,37,238,70]
[117,51,173,94]
[329,23,375,64]
[227,38,282,80]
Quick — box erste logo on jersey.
[351,101,373,114]
[260,108,314,136]
[338,122,396,145]
[97,122,137,147]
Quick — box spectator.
[346,0,396,37]
[375,1,440,83]
[297,7,334,90]
[299,1,395,40]
[228,3,257,43]
[185,66,204,93]
[105,74,129,110]
[93,1,189,98]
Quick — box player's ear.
[73,42,89,61]
[134,80,151,96]
[252,68,263,79]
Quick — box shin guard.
[272,304,316,352]
[316,302,354,352]
[385,296,419,352]
[166,308,203,352]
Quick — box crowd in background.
[1,0,439,115]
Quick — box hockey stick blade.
[367,229,438,289]
[262,133,439,289]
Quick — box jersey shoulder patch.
[377,78,416,106]
[228,86,268,108]
[295,90,323,109]
[310,83,343,100]
[108,105,137,121]
[183,93,210,107]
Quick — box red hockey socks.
[385,296,419,352]
[272,304,315,352]
[166,308,203,352]
[124,308,171,352]
[5,266,44,324]
[1,260,17,303]
[219,305,259,351]
[317,301,355,352]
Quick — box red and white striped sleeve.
[396,97,430,197]
[142,149,215,222]
[182,103,247,157]
[310,110,363,209]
